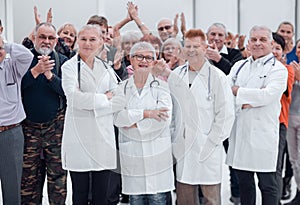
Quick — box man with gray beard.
[21,22,68,204]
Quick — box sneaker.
[230,196,241,205]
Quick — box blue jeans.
[130,192,170,205]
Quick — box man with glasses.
[20,22,68,204]
[157,18,176,42]
[0,32,33,205]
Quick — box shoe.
[284,190,300,205]
[230,196,241,205]
[282,177,292,200]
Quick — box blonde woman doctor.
[61,24,124,204]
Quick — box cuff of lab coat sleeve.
[199,138,218,162]
[94,94,111,117]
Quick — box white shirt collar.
[219,45,228,55]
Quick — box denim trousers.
[129,191,171,205]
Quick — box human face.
[34,25,57,55]
[105,27,114,46]
[122,40,138,56]
[0,39,6,63]
[277,24,294,44]
[77,28,103,60]
[59,25,76,49]
[272,42,284,61]
[207,26,226,51]
[157,19,173,42]
[163,44,180,61]
[248,29,273,60]
[183,37,206,64]
[130,50,155,71]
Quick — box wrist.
[47,73,55,81]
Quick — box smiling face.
[207,25,226,51]
[130,49,154,72]
[77,26,103,61]
[58,24,77,49]
[277,23,294,44]
[183,36,206,64]
[272,41,284,61]
[157,19,173,42]
[248,27,273,60]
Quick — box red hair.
[184,29,206,41]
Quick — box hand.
[31,55,55,78]
[180,12,186,36]
[206,42,222,62]
[238,35,246,50]
[242,104,252,109]
[113,49,124,70]
[99,48,108,62]
[226,32,238,48]
[291,61,300,81]
[34,6,41,25]
[231,86,239,96]
[172,13,179,38]
[144,108,169,122]
[46,8,53,23]
[105,91,114,100]
[152,59,170,77]
[127,1,138,20]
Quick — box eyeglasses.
[133,54,154,63]
[158,25,172,32]
[37,35,57,41]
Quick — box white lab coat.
[226,53,288,172]
[114,74,175,194]
[61,54,118,171]
[171,61,235,184]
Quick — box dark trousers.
[276,123,287,203]
[223,139,240,197]
[21,110,67,204]
[236,169,277,205]
[70,170,120,205]
[0,125,24,205]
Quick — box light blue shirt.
[0,42,33,126]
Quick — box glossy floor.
[0,155,297,205]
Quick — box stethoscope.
[178,62,212,101]
[123,74,160,97]
[232,55,276,85]
[77,55,121,90]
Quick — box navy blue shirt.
[21,49,67,123]
[286,46,299,65]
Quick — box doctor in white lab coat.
[61,25,123,204]
[226,25,288,205]
[161,29,235,205]
[114,42,174,205]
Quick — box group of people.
[0,2,300,205]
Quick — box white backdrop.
[0,0,299,46]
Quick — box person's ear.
[0,26,3,35]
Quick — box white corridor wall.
[0,0,298,43]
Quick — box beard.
[36,46,52,56]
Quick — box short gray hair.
[250,25,273,40]
[207,23,227,37]
[78,24,103,38]
[34,22,56,35]
[129,42,156,60]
